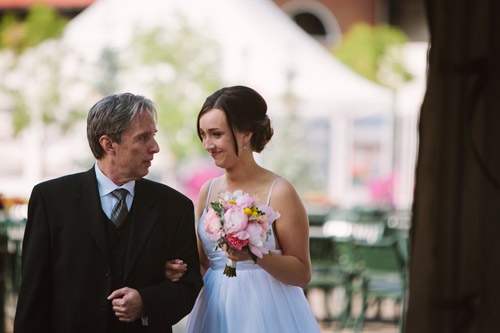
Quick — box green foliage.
[0,3,67,53]
[96,48,120,96]
[40,56,61,126]
[0,13,21,50]
[210,201,224,216]
[11,91,30,135]
[24,4,67,48]
[263,113,324,194]
[1,9,221,170]
[333,23,413,89]
[131,22,222,162]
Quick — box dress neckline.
[204,177,283,209]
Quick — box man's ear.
[99,135,115,155]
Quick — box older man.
[14,93,202,332]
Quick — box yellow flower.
[244,208,253,215]
[230,200,236,204]
[252,212,259,218]
[252,207,257,213]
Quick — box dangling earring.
[243,145,247,150]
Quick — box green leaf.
[249,251,258,264]
[210,201,224,216]
[333,23,413,89]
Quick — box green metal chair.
[306,235,349,322]
[352,237,407,333]
[330,238,366,330]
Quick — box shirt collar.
[94,162,135,197]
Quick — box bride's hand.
[164,259,187,282]
[226,248,252,262]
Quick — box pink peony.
[257,205,280,224]
[246,222,269,258]
[235,192,256,209]
[232,230,250,241]
[249,244,268,259]
[246,223,266,244]
[224,202,235,210]
[226,234,249,250]
[203,208,223,242]
[259,220,270,237]
[223,206,248,234]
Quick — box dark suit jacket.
[14,168,203,333]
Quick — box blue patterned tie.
[110,189,129,228]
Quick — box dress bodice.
[198,178,282,271]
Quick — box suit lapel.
[75,168,110,261]
[123,179,159,281]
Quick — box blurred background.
[0,0,428,331]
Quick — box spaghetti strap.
[205,178,217,209]
[266,177,283,206]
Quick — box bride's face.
[199,108,244,168]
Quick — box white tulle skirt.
[185,254,320,333]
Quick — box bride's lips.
[209,150,221,158]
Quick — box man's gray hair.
[87,93,158,159]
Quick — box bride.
[166,85,320,332]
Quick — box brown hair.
[197,85,273,155]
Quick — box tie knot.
[111,188,128,201]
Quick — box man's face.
[111,110,160,183]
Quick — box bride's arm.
[227,179,312,288]
[196,180,211,276]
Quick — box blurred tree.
[10,90,29,135]
[129,23,222,163]
[0,42,88,136]
[0,11,222,184]
[262,70,325,197]
[333,23,413,90]
[0,4,67,54]
[0,3,73,135]
[265,113,325,195]
[96,48,119,96]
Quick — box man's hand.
[107,287,144,322]
[165,259,187,282]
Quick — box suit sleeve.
[14,185,54,332]
[138,198,203,328]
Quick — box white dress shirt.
[94,163,135,218]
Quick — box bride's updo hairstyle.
[197,85,274,156]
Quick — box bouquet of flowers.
[203,190,280,277]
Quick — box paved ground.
[319,321,398,333]
[309,288,400,333]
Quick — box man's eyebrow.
[134,130,155,137]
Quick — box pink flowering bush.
[203,190,280,277]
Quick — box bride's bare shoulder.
[265,176,301,206]
[198,176,224,206]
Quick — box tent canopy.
[63,0,393,118]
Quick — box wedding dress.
[185,178,320,332]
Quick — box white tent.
[63,0,392,117]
